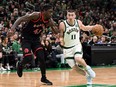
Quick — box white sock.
[85,65,91,70]
[85,65,96,78]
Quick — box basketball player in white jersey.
[59,9,96,85]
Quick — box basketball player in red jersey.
[11,4,59,85]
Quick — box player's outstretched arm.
[78,20,104,36]
[78,20,94,31]
[48,18,60,34]
[11,12,40,32]
[59,22,65,46]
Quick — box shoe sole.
[41,82,53,85]
[41,81,53,85]
[16,61,22,77]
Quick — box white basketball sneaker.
[86,74,92,84]
[85,65,96,78]
[7,66,10,71]
[1,67,7,71]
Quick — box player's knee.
[22,53,33,65]
[75,57,82,62]
[24,53,33,61]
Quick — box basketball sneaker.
[85,65,96,78]
[41,77,53,85]
[16,61,23,77]
[6,66,10,71]
[86,74,92,84]
[1,67,7,71]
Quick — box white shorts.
[63,44,83,58]
[63,44,83,68]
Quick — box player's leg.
[66,59,93,84]
[64,48,87,76]
[66,58,86,75]
[63,46,95,84]
[74,55,96,78]
[74,44,96,84]
[75,44,96,77]
[76,57,96,84]
[32,43,52,85]
[73,61,94,84]
[16,40,33,77]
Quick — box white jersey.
[63,19,81,47]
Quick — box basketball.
[92,24,104,36]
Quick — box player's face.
[67,12,76,20]
[45,8,53,19]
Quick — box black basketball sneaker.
[16,61,23,77]
[41,77,53,85]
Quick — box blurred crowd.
[0,0,115,71]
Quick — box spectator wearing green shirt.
[12,34,23,61]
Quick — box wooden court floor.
[0,66,116,87]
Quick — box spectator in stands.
[97,35,108,44]
[12,33,23,66]
[89,36,98,45]
[109,36,116,44]
[1,36,11,70]
[55,44,66,68]
[43,39,58,68]
[0,37,6,71]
